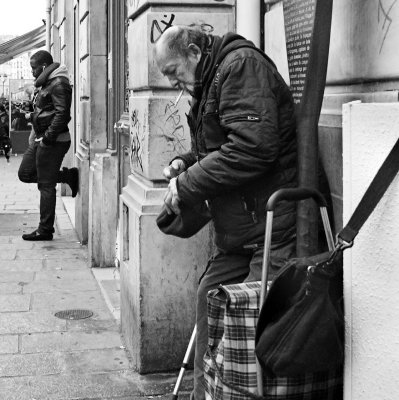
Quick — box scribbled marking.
[378,0,398,53]
[150,14,175,43]
[130,109,143,172]
[162,101,186,152]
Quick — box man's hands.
[164,177,181,215]
[28,129,36,146]
[163,159,186,215]
[162,159,186,181]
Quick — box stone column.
[120,0,235,373]
[57,1,75,195]
[89,152,119,267]
[74,0,108,245]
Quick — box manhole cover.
[54,309,93,320]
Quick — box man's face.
[30,59,45,79]
[155,46,200,96]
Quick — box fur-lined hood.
[35,63,70,87]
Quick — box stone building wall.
[120,0,235,373]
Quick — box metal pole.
[46,0,51,51]
[9,89,12,135]
[236,0,261,48]
[256,210,274,395]
[295,0,333,257]
[320,207,335,251]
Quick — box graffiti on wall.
[150,14,215,43]
[378,0,398,52]
[150,14,176,43]
[154,100,187,154]
[130,108,144,172]
[164,101,186,151]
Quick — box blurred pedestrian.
[11,104,29,131]
[0,111,11,163]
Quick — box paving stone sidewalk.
[0,155,192,400]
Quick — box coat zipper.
[223,114,261,124]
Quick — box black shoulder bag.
[255,138,399,377]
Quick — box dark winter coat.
[176,33,298,252]
[31,63,72,145]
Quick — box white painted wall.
[263,2,290,85]
[342,102,399,399]
[236,0,260,48]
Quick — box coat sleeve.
[43,82,72,143]
[177,55,283,206]
[170,152,197,169]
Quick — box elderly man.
[154,26,297,399]
[18,50,78,241]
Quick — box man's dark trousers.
[192,240,296,400]
[18,141,70,234]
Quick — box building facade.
[0,54,33,99]
[48,0,399,396]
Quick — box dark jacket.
[31,63,72,145]
[0,117,9,137]
[11,111,29,131]
[176,33,298,252]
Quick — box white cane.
[171,324,197,400]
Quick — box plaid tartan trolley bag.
[203,187,343,400]
[203,138,399,400]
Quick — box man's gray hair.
[162,26,210,58]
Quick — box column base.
[119,174,213,373]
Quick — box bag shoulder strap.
[339,138,399,244]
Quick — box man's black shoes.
[63,167,79,198]
[22,230,53,241]
[68,167,79,198]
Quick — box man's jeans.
[18,141,70,234]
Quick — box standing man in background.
[154,26,298,400]
[18,50,78,241]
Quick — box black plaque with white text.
[283,0,315,105]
